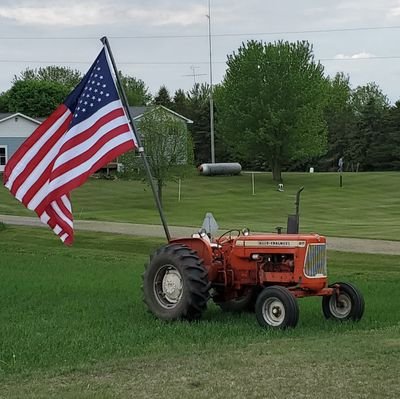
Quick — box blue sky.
[0,0,399,102]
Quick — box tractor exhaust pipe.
[287,186,304,234]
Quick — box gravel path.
[2,214,400,255]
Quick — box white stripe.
[4,109,70,191]
[52,115,128,171]
[40,211,50,224]
[59,233,68,242]
[27,133,132,210]
[53,225,62,235]
[61,195,72,212]
[65,100,123,141]
[51,200,73,228]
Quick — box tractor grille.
[304,244,327,277]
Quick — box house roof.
[128,105,193,124]
[0,106,193,126]
[0,112,41,125]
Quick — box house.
[0,113,42,172]
[0,106,193,173]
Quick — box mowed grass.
[1,171,400,240]
[1,226,399,398]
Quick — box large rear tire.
[322,282,364,321]
[143,244,209,321]
[255,286,299,329]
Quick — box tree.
[137,107,194,205]
[215,40,328,181]
[13,66,82,90]
[186,83,212,164]
[346,82,390,170]
[153,85,172,108]
[318,73,356,171]
[0,91,9,112]
[350,82,389,116]
[6,80,70,117]
[171,89,188,117]
[118,72,152,106]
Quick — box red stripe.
[9,113,72,196]
[56,197,73,221]
[50,124,131,181]
[39,203,74,243]
[21,162,53,208]
[35,141,134,215]
[59,108,125,154]
[3,105,68,185]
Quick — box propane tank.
[198,163,242,176]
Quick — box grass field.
[1,171,399,240]
[1,226,399,398]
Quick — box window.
[0,146,7,169]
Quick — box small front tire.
[255,286,299,329]
[322,282,364,321]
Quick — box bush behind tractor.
[142,188,364,329]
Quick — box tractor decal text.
[235,240,306,248]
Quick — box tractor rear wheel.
[322,282,364,321]
[143,244,209,321]
[255,286,299,329]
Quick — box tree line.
[0,40,399,181]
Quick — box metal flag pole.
[100,36,171,241]
[207,0,215,163]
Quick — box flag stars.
[99,76,103,79]
[90,103,94,107]
[97,67,101,71]
[94,89,98,93]
[98,98,102,102]
[106,93,110,97]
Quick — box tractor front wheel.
[143,244,209,321]
[322,282,364,321]
[255,286,299,329]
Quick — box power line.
[0,55,400,65]
[0,25,399,40]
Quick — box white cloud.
[334,52,376,59]
[0,3,208,27]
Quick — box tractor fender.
[169,236,214,270]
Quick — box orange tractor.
[143,188,364,328]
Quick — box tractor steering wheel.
[216,229,241,245]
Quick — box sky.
[0,0,399,103]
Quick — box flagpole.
[100,36,171,241]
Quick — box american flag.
[3,47,137,245]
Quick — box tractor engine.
[256,253,295,273]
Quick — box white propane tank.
[198,163,242,176]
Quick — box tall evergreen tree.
[154,85,172,108]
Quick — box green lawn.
[1,226,399,398]
[1,171,399,240]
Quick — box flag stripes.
[3,55,136,245]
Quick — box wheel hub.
[262,298,285,326]
[329,293,352,318]
[162,270,183,302]
[154,265,183,308]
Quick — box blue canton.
[64,48,119,128]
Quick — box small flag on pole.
[3,47,137,245]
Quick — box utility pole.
[207,0,215,163]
